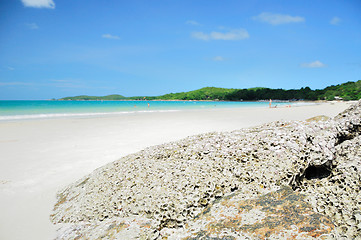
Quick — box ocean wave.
[0,110,180,121]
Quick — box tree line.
[156,80,361,101]
[60,80,361,101]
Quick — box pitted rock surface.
[165,186,334,239]
[51,100,361,239]
[54,217,159,240]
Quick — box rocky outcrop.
[164,186,335,239]
[51,100,361,239]
[53,217,159,239]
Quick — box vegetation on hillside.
[59,80,361,101]
[158,87,236,100]
[61,94,126,101]
[319,80,361,101]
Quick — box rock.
[51,99,361,239]
[54,217,159,240]
[164,186,335,239]
[306,115,330,122]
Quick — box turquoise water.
[0,100,295,120]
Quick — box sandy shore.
[0,101,352,240]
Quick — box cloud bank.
[253,12,305,25]
[21,0,55,9]
[300,60,326,68]
[192,29,249,41]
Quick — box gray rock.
[51,100,361,239]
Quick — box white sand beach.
[0,102,352,240]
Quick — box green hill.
[59,80,361,101]
[158,87,237,100]
[318,81,361,101]
[60,94,126,101]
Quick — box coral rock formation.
[165,186,335,239]
[51,100,361,239]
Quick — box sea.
[0,100,305,121]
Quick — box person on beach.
[147,103,150,108]
[269,99,272,108]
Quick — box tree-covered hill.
[60,94,126,101]
[318,80,361,101]
[158,87,237,100]
[59,80,361,101]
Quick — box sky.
[0,0,360,100]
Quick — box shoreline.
[0,101,353,240]
[0,100,331,122]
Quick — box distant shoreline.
[56,99,303,102]
[1,100,319,122]
[58,80,361,102]
[54,98,347,103]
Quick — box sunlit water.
[0,100,307,121]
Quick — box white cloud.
[212,56,225,61]
[300,60,326,68]
[330,17,341,25]
[7,66,15,70]
[192,28,249,41]
[26,23,39,29]
[102,34,120,40]
[191,31,210,40]
[186,20,202,26]
[211,29,249,40]
[253,12,305,25]
[21,0,55,9]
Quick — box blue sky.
[0,0,360,99]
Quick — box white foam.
[0,110,180,121]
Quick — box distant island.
[59,80,361,101]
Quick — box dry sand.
[0,101,351,240]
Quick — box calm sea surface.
[0,100,298,121]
